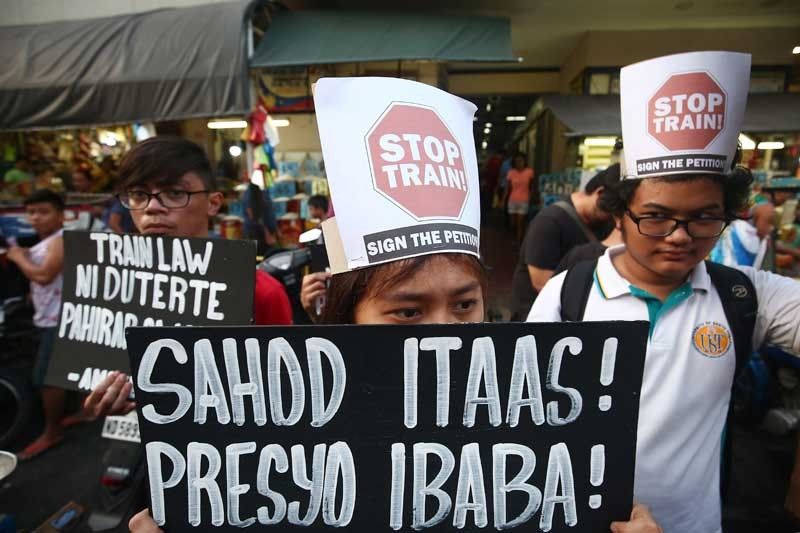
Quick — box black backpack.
[558,258,758,499]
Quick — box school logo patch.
[692,322,732,358]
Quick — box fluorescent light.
[793,46,800,55]
[485,122,492,128]
[483,128,491,134]
[473,116,478,122]
[481,141,488,149]
[271,118,290,127]
[208,120,247,129]
[584,137,617,147]
[228,145,242,157]
[738,134,756,150]
[486,103,492,112]
[505,115,526,122]
[757,141,785,150]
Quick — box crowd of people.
[2,51,800,533]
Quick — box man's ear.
[207,191,224,217]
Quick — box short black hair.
[598,167,753,220]
[118,136,216,192]
[24,189,64,211]
[308,194,329,212]
[585,163,621,193]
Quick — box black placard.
[46,231,256,391]
[127,321,647,532]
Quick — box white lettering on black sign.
[45,231,255,391]
[128,322,647,532]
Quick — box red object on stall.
[248,104,268,145]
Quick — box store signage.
[127,321,648,533]
[366,103,469,220]
[45,231,255,391]
[647,72,727,151]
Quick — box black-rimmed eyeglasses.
[625,211,729,238]
[117,190,210,210]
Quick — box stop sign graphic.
[365,103,469,220]
[647,72,727,151]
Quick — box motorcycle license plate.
[101,412,141,443]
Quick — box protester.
[709,201,774,268]
[83,136,292,418]
[124,76,660,533]
[504,152,535,241]
[7,190,87,459]
[240,172,269,255]
[528,51,800,533]
[308,194,329,221]
[509,163,620,320]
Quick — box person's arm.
[749,268,800,354]
[7,235,63,285]
[527,265,554,292]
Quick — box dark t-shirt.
[510,197,608,319]
[554,241,608,275]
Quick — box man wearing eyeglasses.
[529,52,800,533]
[84,136,292,418]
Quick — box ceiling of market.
[288,0,800,68]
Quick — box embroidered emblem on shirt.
[692,322,732,358]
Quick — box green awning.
[251,10,515,68]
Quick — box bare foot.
[17,432,64,461]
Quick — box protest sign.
[313,77,480,274]
[127,321,648,532]
[620,51,750,178]
[45,231,256,391]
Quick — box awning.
[0,1,254,131]
[536,93,800,137]
[250,10,515,68]
[540,95,621,137]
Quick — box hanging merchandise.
[264,115,281,148]
[247,103,268,145]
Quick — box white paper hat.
[620,51,751,179]
[314,77,480,274]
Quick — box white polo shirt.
[527,245,800,533]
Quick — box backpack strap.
[704,261,758,379]
[705,261,758,503]
[552,201,598,243]
[559,259,598,321]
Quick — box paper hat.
[314,77,480,274]
[620,51,751,179]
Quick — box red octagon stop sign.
[365,103,469,220]
[647,72,727,151]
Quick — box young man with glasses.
[529,52,800,532]
[84,136,291,417]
